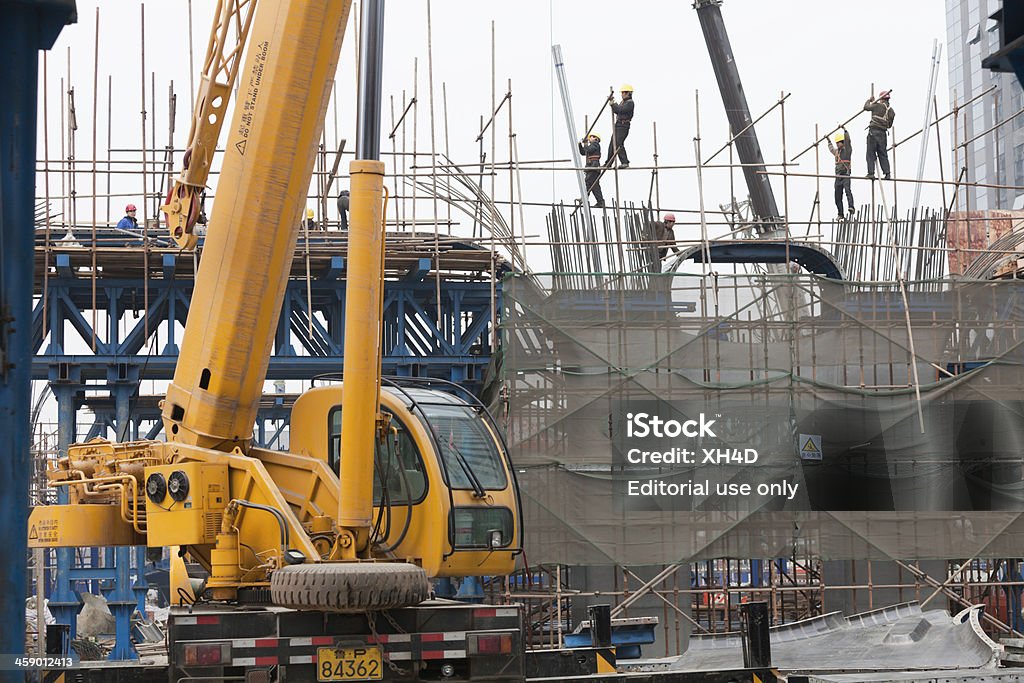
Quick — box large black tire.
[270,562,430,612]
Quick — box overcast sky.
[39,0,954,264]
[32,0,964,429]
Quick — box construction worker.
[117,203,138,230]
[604,84,635,168]
[579,133,605,208]
[305,208,318,231]
[826,128,855,218]
[863,90,895,180]
[337,189,350,230]
[653,212,682,261]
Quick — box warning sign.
[799,434,822,461]
[35,519,60,544]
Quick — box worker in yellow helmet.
[305,207,317,231]
[604,84,635,169]
[826,127,854,219]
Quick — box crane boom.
[162,0,258,249]
[161,0,351,450]
[694,0,782,229]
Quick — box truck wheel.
[270,562,430,612]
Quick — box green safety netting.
[498,271,1024,565]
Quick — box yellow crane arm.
[161,0,258,250]
[161,0,352,449]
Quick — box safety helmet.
[306,208,314,219]
[663,213,676,223]
[620,84,634,93]
[834,133,845,143]
[879,89,891,100]
[589,133,601,142]
[125,204,137,212]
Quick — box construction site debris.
[71,637,107,661]
[77,593,115,639]
[670,603,998,675]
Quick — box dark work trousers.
[585,169,604,205]
[337,192,350,229]
[605,125,630,165]
[834,175,854,215]
[865,130,890,177]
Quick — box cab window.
[328,407,427,505]
[417,403,508,490]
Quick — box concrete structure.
[670,602,1001,678]
[946,0,1024,210]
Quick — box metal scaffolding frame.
[23,1,1024,661]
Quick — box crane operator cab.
[290,378,522,579]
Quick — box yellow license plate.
[317,646,383,681]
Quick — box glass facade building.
[946,0,1024,210]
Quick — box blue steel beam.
[1,0,76,665]
[32,251,498,389]
[37,355,490,380]
[80,393,303,448]
[49,383,82,642]
[32,246,501,454]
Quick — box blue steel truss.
[33,229,503,444]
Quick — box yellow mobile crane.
[29,0,524,679]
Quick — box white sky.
[38,0,955,265]
[32,0,961,433]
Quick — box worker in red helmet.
[117,203,138,230]
[651,212,682,267]
[863,89,895,180]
